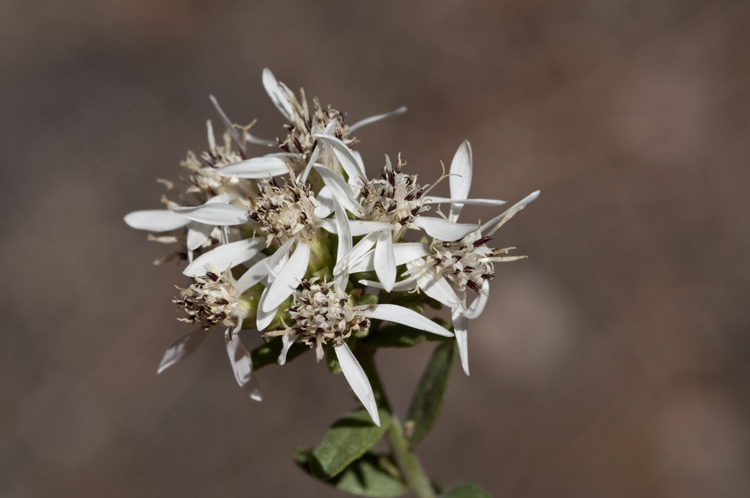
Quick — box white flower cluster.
[125,69,538,426]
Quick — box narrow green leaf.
[405,341,457,446]
[295,449,406,497]
[439,484,492,498]
[250,336,308,370]
[310,408,392,479]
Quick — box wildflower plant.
[125,69,538,497]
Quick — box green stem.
[359,346,436,498]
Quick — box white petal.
[266,238,295,270]
[278,333,297,366]
[313,164,364,216]
[311,134,366,182]
[183,237,265,277]
[313,186,334,219]
[235,255,271,294]
[451,309,470,376]
[348,106,407,132]
[299,120,337,184]
[262,68,293,121]
[333,231,379,276]
[424,197,506,207]
[393,242,431,265]
[461,280,490,319]
[262,240,310,312]
[124,210,189,232]
[157,329,210,374]
[349,242,428,274]
[225,333,262,401]
[332,196,353,288]
[410,263,460,308]
[255,286,276,331]
[186,222,214,250]
[351,150,365,174]
[412,216,479,242]
[374,232,396,292]
[358,275,418,292]
[217,155,291,178]
[448,140,473,222]
[171,203,248,226]
[319,219,393,237]
[209,95,245,150]
[359,304,454,337]
[480,190,540,234]
[334,343,380,427]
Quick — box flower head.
[174,264,249,331]
[250,174,318,246]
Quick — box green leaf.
[296,449,406,497]
[310,408,392,479]
[250,336,308,370]
[366,320,452,348]
[405,341,457,446]
[439,484,492,498]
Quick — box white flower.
[157,264,262,401]
[358,141,539,376]
[264,197,455,426]
[209,68,406,184]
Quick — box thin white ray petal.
[278,333,297,366]
[480,190,540,233]
[225,333,262,401]
[392,242,431,265]
[374,231,396,292]
[333,231,379,276]
[157,328,210,374]
[262,240,310,313]
[216,155,292,178]
[171,203,248,226]
[348,106,407,132]
[262,68,293,121]
[186,221,214,250]
[424,197,506,206]
[412,216,479,242]
[255,287,276,331]
[349,242,427,274]
[183,237,265,277]
[451,308,470,376]
[334,343,380,427]
[266,238,295,269]
[319,219,393,237]
[410,263,460,308]
[449,140,473,222]
[209,95,245,151]
[351,150,365,175]
[313,164,364,216]
[313,186,334,219]
[311,134,366,182]
[124,210,190,232]
[358,275,418,292]
[299,120,337,184]
[461,280,490,320]
[235,255,272,294]
[333,196,353,289]
[359,304,454,337]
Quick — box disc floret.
[360,155,429,234]
[250,175,318,246]
[174,264,248,331]
[266,279,370,361]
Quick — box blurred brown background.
[2,0,749,496]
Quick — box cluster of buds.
[125,69,538,426]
